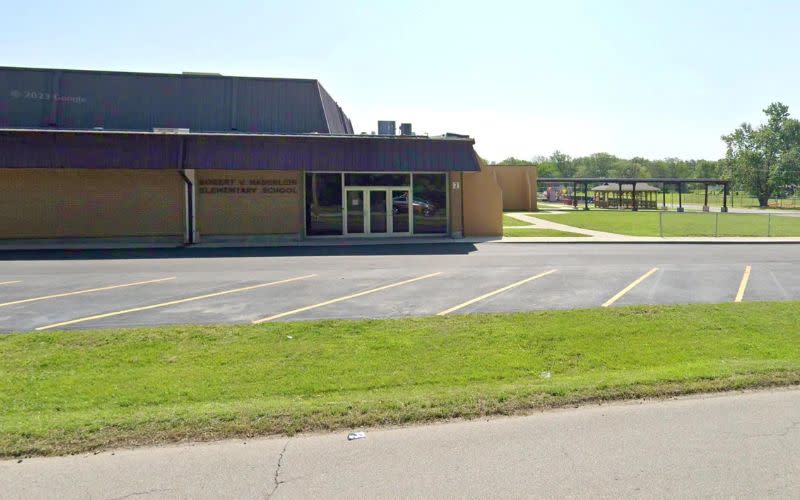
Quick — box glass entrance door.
[370,191,388,233]
[346,190,364,234]
[345,188,411,236]
[391,190,411,233]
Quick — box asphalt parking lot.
[0,243,798,332]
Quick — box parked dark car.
[392,193,436,216]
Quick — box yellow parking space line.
[0,277,177,308]
[253,272,443,323]
[35,274,316,331]
[437,269,558,316]
[0,281,21,286]
[735,265,752,303]
[602,267,659,308]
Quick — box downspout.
[179,169,194,245]
[178,137,195,245]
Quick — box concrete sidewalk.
[2,222,800,251]
[2,235,800,251]
[2,388,798,499]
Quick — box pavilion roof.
[592,182,660,192]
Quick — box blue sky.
[4,1,799,162]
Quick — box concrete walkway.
[2,388,798,499]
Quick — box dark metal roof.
[593,183,661,192]
[0,129,480,172]
[317,82,354,134]
[0,66,353,135]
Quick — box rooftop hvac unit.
[378,120,396,135]
[400,123,413,136]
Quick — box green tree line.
[491,102,800,207]
[493,153,721,181]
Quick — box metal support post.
[721,183,729,212]
[677,182,684,212]
[573,182,578,209]
[583,182,589,210]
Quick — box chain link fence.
[658,212,800,237]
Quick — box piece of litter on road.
[540,371,551,379]
[347,432,366,441]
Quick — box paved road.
[0,243,798,332]
[2,388,798,499]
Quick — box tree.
[496,156,559,177]
[549,150,576,177]
[574,152,616,177]
[497,157,535,165]
[722,103,800,207]
[534,160,559,178]
[693,159,720,179]
[610,157,646,178]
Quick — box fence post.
[768,214,772,237]
[659,211,663,237]
[715,213,719,237]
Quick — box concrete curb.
[2,236,800,252]
[498,238,800,244]
[0,237,497,252]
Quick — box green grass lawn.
[503,227,588,237]
[2,302,800,457]
[534,211,661,236]
[533,210,800,237]
[503,213,529,226]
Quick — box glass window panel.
[346,191,364,233]
[369,191,387,233]
[345,174,410,187]
[305,173,342,236]
[412,174,447,234]
[391,190,410,233]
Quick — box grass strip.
[1,301,799,457]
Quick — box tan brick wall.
[0,168,184,240]
[489,165,538,211]
[195,170,301,236]
[449,172,463,235]
[462,165,503,236]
